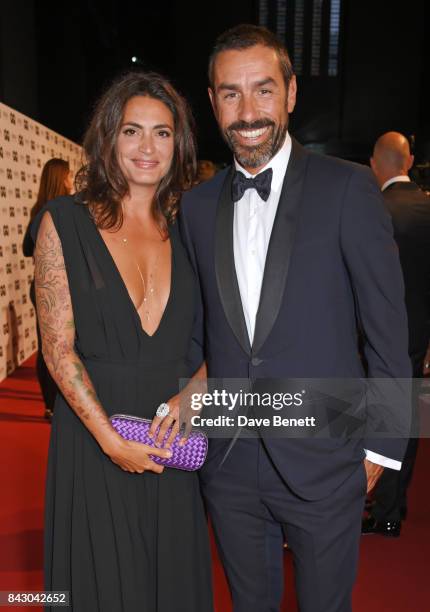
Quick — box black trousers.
[371,438,419,522]
[371,378,422,523]
[203,438,366,612]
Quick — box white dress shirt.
[233,133,292,343]
[381,175,411,192]
[232,132,400,470]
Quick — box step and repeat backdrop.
[0,102,82,382]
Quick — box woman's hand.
[149,363,208,449]
[103,435,172,474]
[148,390,204,449]
[148,395,181,449]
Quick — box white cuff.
[364,449,402,471]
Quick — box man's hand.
[363,458,384,493]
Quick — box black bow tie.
[232,168,273,202]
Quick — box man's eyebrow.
[255,77,277,88]
[217,82,240,92]
[216,77,278,92]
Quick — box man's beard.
[223,117,288,169]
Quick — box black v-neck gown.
[32,196,213,612]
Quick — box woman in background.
[23,158,73,419]
[32,72,213,611]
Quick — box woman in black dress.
[32,72,213,611]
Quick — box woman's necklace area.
[121,236,157,322]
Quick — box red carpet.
[0,355,429,611]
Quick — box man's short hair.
[208,24,294,89]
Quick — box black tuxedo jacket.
[383,181,430,376]
[180,139,411,500]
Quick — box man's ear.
[407,154,414,172]
[287,75,297,114]
[208,87,216,115]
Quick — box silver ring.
[156,403,170,418]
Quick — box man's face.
[209,44,296,174]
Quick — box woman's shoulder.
[31,194,86,242]
[44,194,81,216]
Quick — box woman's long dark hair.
[76,71,197,234]
[30,158,70,221]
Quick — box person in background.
[22,158,73,420]
[196,159,217,183]
[364,131,430,536]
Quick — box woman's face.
[116,95,175,192]
[64,170,74,193]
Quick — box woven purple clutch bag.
[109,414,208,471]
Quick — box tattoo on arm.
[34,212,113,443]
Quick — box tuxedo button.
[251,357,263,366]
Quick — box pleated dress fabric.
[32,196,213,612]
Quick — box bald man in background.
[364,132,430,536]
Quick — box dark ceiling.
[1,0,429,164]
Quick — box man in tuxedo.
[362,132,430,537]
[180,25,411,612]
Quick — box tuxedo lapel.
[215,167,252,355]
[252,139,309,355]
